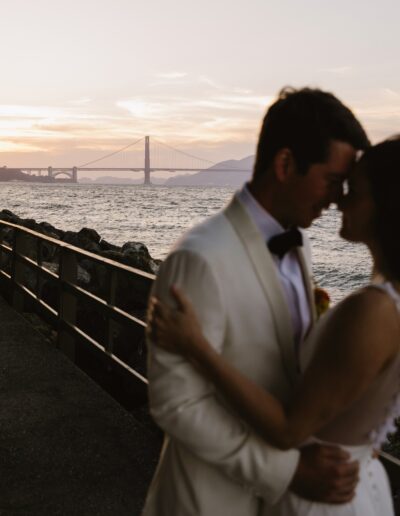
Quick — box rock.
[38,221,65,240]
[42,262,59,274]
[62,230,101,254]
[99,250,124,263]
[149,260,160,274]
[79,258,107,294]
[78,227,101,244]
[34,226,61,261]
[0,209,20,223]
[0,211,159,372]
[62,231,78,245]
[99,239,121,253]
[0,227,14,245]
[22,218,37,230]
[40,241,59,261]
[121,241,151,257]
[121,241,159,274]
[77,265,91,285]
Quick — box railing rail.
[0,219,155,386]
[2,218,400,499]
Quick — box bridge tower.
[72,167,78,183]
[144,136,151,185]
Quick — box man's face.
[286,140,357,228]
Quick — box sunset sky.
[0,0,399,174]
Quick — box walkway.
[0,296,161,516]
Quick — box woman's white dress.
[270,282,400,516]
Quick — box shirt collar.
[237,183,285,241]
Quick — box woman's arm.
[150,286,399,449]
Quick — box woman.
[148,138,400,515]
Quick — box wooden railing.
[1,218,400,504]
[0,219,155,388]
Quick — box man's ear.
[273,148,296,183]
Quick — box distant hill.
[78,156,255,187]
[0,167,56,183]
[164,156,254,187]
[79,176,165,185]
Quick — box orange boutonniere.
[314,287,331,317]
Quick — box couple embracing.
[143,87,400,515]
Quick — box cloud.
[380,88,400,100]
[116,99,170,118]
[0,141,43,153]
[198,75,222,89]
[112,92,273,153]
[353,95,400,143]
[68,98,92,105]
[0,94,260,167]
[0,105,67,119]
[197,94,272,109]
[319,66,353,74]
[233,87,253,95]
[156,72,187,79]
[116,93,272,118]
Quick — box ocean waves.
[0,183,371,304]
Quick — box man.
[143,87,370,516]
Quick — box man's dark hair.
[361,136,400,281]
[253,87,370,178]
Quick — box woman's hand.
[147,285,211,360]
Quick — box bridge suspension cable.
[151,138,216,167]
[150,138,248,170]
[78,136,145,168]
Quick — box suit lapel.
[224,196,298,385]
[296,245,317,325]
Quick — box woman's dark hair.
[360,136,400,281]
[253,87,370,178]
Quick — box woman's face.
[339,160,377,245]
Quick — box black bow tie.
[267,228,303,259]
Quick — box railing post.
[0,219,152,387]
[11,229,28,312]
[58,248,77,361]
[35,239,42,300]
[105,269,118,356]
[0,224,3,273]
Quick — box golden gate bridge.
[12,136,252,184]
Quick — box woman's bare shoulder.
[324,285,400,360]
[336,285,399,321]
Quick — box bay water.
[0,183,371,304]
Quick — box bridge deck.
[0,295,160,516]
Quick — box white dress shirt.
[237,185,311,349]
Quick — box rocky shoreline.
[0,209,160,274]
[0,209,159,384]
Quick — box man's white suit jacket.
[143,194,316,516]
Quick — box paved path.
[0,296,161,516]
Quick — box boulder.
[62,230,101,254]
[121,241,159,274]
[38,221,65,240]
[99,239,121,253]
[77,227,101,244]
[0,211,159,364]
[121,241,151,257]
[22,218,37,230]
[0,209,20,223]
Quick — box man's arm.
[147,249,300,504]
[159,287,398,451]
